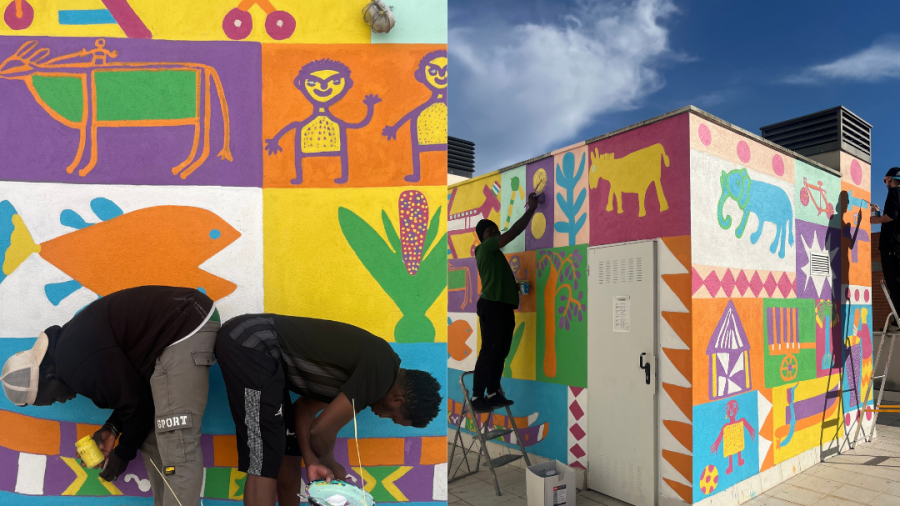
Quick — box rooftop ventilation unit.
[760,106,871,163]
[449,136,475,179]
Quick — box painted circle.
[772,154,785,176]
[700,465,719,495]
[855,289,860,301]
[210,229,221,240]
[4,0,33,30]
[737,141,751,163]
[865,289,870,302]
[867,411,873,421]
[265,11,296,40]
[223,8,253,40]
[780,354,799,381]
[698,124,712,146]
[531,212,547,239]
[800,187,810,206]
[851,159,863,185]
[845,413,851,427]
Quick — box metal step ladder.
[851,279,900,448]
[448,371,531,496]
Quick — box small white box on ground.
[527,461,576,506]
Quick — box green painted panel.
[31,75,83,123]
[95,69,197,121]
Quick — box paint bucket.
[872,209,883,217]
[307,480,375,506]
[518,281,529,295]
[75,435,105,468]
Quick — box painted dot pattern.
[210,229,221,239]
[772,154,784,176]
[700,464,718,495]
[301,116,341,153]
[399,190,429,276]
[737,140,751,163]
[851,159,862,185]
[698,124,712,146]
[417,102,447,145]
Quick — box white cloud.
[785,37,900,84]
[450,0,680,172]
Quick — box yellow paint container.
[75,435,105,468]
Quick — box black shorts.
[215,320,301,479]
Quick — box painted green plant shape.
[503,322,526,377]
[338,190,447,343]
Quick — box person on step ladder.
[213,314,443,506]
[872,167,900,331]
[471,192,541,412]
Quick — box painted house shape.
[707,300,752,399]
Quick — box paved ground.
[448,414,900,506]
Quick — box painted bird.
[0,197,241,307]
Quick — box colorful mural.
[448,109,870,505]
[1,4,447,505]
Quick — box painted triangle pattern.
[567,386,588,469]
[692,265,796,299]
[659,236,693,504]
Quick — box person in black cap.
[471,192,540,412]
[872,167,900,330]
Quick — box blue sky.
[449,0,900,228]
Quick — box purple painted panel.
[393,464,436,501]
[795,220,840,300]
[0,446,17,492]
[448,257,477,313]
[0,36,262,187]
[43,456,75,496]
[526,156,555,251]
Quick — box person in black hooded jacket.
[0,285,221,506]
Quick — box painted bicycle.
[223,0,296,40]
[799,177,835,218]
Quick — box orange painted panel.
[0,410,60,455]
[420,436,446,465]
[346,438,405,467]
[213,434,240,468]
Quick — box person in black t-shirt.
[0,286,221,506]
[214,314,442,506]
[872,167,900,331]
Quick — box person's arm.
[294,397,336,482]
[873,189,900,224]
[70,347,154,480]
[497,193,540,248]
[309,393,355,478]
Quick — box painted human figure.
[710,399,757,475]
[265,59,381,185]
[382,50,447,183]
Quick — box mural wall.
[0,2,447,505]
[448,110,872,505]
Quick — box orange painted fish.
[1,197,240,306]
[448,317,473,361]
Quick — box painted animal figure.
[266,58,380,185]
[0,40,232,179]
[718,168,794,259]
[382,50,447,183]
[589,143,670,217]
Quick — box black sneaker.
[470,397,493,412]
[487,392,514,407]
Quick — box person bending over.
[215,314,442,506]
[471,192,540,412]
[0,286,220,506]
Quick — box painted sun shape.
[799,229,838,296]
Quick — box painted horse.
[0,39,232,179]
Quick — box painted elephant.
[718,168,794,259]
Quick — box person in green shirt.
[471,192,540,411]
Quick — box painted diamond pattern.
[750,271,764,297]
[569,423,586,440]
[736,270,750,296]
[692,267,795,299]
[570,444,586,459]
[567,387,588,469]
[721,270,735,297]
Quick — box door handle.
[639,353,651,385]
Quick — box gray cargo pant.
[140,319,220,506]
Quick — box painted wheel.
[799,186,810,207]
[780,354,798,382]
[4,0,34,30]
[825,203,834,218]
[222,8,253,40]
[265,10,296,40]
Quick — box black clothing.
[884,250,900,318]
[880,187,900,251]
[215,314,401,478]
[472,298,517,399]
[51,286,214,463]
[219,314,401,408]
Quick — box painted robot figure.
[265,59,381,185]
[382,50,448,183]
[214,314,443,506]
[0,286,221,506]
[710,399,757,475]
